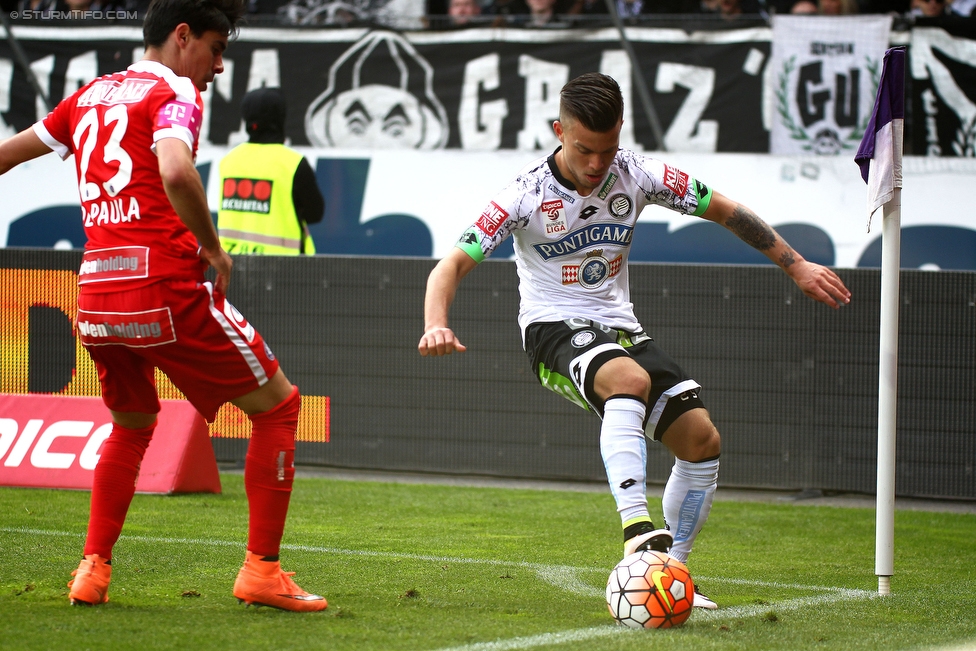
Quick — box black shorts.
[524,319,705,441]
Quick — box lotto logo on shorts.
[78,246,149,284]
[222,178,273,214]
[663,165,689,198]
[77,307,176,348]
[476,202,508,236]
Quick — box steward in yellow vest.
[218,88,324,255]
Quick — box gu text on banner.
[854,46,906,232]
[768,15,892,156]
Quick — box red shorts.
[77,279,279,421]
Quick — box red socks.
[84,388,300,560]
[84,423,155,559]
[244,386,300,557]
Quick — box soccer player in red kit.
[0,0,326,611]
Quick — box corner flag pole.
[854,46,905,597]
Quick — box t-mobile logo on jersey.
[156,101,201,138]
[163,103,185,121]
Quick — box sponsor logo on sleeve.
[156,101,202,139]
[663,165,689,197]
[541,199,568,235]
[694,179,709,199]
[476,202,508,237]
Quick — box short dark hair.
[143,0,246,49]
[559,72,624,133]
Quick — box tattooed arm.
[702,191,851,309]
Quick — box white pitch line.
[694,587,878,620]
[1,527,859,599]
[1,526,606,595]
[1,526,878,631]
[0,527,871,594]
[0,527,599,570]
[432,589,879,651]
[0,521,948,651]
[433,626,634,651]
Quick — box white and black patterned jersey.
[455,147,713,342]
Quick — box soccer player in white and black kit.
[0,0,326,611]
[419,72,851,609]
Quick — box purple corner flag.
[854,47,906,229]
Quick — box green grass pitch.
[1,474,975,651]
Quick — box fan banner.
[2,23,976,155]
[909,21,976,158]
[0,24,773,153]
[768,15,892,156]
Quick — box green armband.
[455,227,486,263]
[690,178,713,217]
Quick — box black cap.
[241,87,286,142]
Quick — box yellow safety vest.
[217,143,316,255]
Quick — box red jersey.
[34,60,208,293]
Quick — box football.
[605,550,695,629]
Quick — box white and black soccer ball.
[606,550,695,629]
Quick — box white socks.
[601,397,649,526]
[663,457,719,563]
[602,397,720,564]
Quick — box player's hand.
[790,260,851,309]
[418,326,467,357]
[200,245,233,295]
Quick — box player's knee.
[691,423,721,461]
[661,409,721,461]
[596,358,651,401]
[622,371,652,399]
[248,386,300,448]
[265,386,299,422]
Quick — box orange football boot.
[68,554,112,605]
[233,551,327,612]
